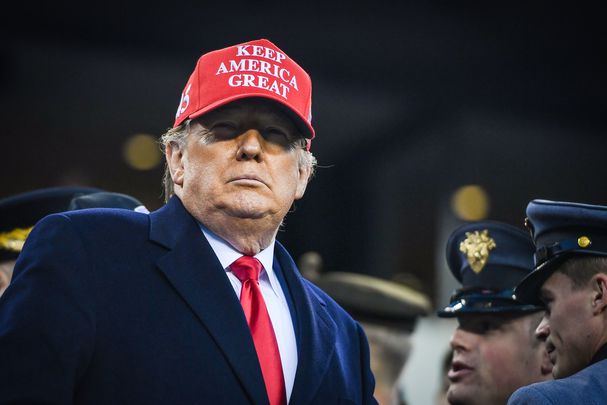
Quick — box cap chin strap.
[534,236,607,267]
[535,239,579,266]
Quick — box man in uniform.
[508,199,607,404]
[438,221,553,405]
[309,269,431,405]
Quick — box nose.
[450,327,474,352]
[535,315,550,341]
[236,129,264,162]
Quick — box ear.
[294,159,311,200]
[591,273,607,315]
[166,142,185,187]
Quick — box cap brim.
[314,272,431,330]
[188,93,315,139]
[437,299,543,318]
[514,255,568,305]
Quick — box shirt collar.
[198,222,280,291]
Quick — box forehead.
[456,312,528,332]
[541,271,573,295]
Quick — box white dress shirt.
[199,224,298,401]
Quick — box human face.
[448,312,550,405]
[167,99,310,234]
[537,272,598,378]
[0,260,16,297]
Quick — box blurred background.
[2,1,605,403]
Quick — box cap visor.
[188,93,314,139]
[514,256,567,305]
[437,301,542,318]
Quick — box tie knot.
[230,256,263,282]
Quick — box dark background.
[2,1,605,307]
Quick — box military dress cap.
[68,191,148,212]
[438,220,543,317]
[515,199,607,304]
[313,272,431,332]
[0,187,147,261]
[0,186,102,260]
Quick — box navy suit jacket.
[508,359,607,405]
[0,196,376,404]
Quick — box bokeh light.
[122,134,163,171]
[451,185,490,221]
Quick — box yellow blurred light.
[451,185,490,221]
[123,134,162,171]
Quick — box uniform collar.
[590,342,607,365]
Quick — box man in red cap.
[0,39,377,405]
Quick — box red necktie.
[230,256,287,405]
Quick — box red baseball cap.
[173,39,315,147]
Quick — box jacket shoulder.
[508,382,558,404]
[24,208,150,251]
[509,362,607,404]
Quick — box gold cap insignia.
[578,236,592,248]
[459,229,497,274]
[0,226,34,253]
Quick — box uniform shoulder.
[508,380,559,404]
[508,368,607,405]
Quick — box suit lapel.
[274,242,337,405]
[149,197,269,405]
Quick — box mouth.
[546,341,557,364]
[448,360,474,382]
[229,175,267,187]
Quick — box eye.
[263,126,291,144]
[459,317,499,334]
[542,301,552,316]
[540,295,552,314]
[464,318,503,334]
[479,320,498,333]
[210,122,239,139]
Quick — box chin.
[446,385,469,405]
[552,363,576,379]
[552,363,568,379]
[220,204,265,219]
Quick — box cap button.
[578,236,592,248]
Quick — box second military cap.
[68,191,148,213]
[0,187,148,261]
[313,272,431,332]
[0,186,101,260]
[515,199,607,304]
[438,221,542,317]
